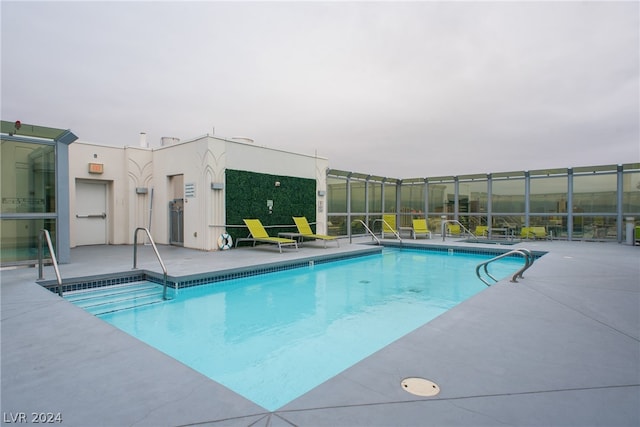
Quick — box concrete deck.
[2,238,639,426]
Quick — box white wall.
[69,136,329,250]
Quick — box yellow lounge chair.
[292,216,340,248]
[382,214,400,239]
[446,223,461,236]
[520,226,549,240]
[474,225,488,237]
[235,219,298,253]
[411,219,432,239]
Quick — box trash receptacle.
[625,217,635,245]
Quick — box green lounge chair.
[235,219,298,253]
[292,216,340,248]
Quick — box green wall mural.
[225,169,316,241]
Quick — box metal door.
[75,181,107,245]
[169,199,184,246]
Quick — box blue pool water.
[73,248,524,410]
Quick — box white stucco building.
[68,135,329,251]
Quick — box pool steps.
[64,282,165,316]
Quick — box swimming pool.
[67,248,524,411]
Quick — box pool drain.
[401,377,440,397]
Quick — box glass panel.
[0,218,56,263]
[350,180,366,213]
[428,181,455,214]
[573,215,617,240]
[1,140,56,214]
[573,173,616,213]
[459,214,488,233]
[490,215,522,238]
[530,176,568,214]
[458,179,488,215]
[529,215,567,239]
[368,181,382,213]
[622,171,640,214]
[384,183,396,213]
[327,177,347,213]
[491,178,525,213]
[400,183,425,215]
[349,214,368,234]
[327,215,347,236]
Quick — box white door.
[76,181,107,245]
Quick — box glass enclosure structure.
[1,121,77,265]
[327,163,640,242]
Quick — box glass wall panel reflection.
[573,172,617,214]
[530,175,568,214]
[368,181,383,213]
[0,218,56,262]
[428,180,455,216]
[327,177,347,213]
[1,140,56,214]
[384,183,396,213]
[350,180,366,213]
[492,178,525,213]
[622,170,640,214]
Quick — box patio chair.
[411,219,432,239]
[520,226,550,240]
[446,223,461,236]
[235,219,298,253]
[474,225,488,237]
[292,216,340,248]
[382,214,400,239]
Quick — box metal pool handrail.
[352,220,381,245]
[475,248,535,286]
[441,219,477,241]
[133,227,169,300]
[373,218,403,242]
[38,229,63,296]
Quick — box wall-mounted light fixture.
[274,181,281,187]
[317,190,326,197]
[211,182,224,190]
[135,187,148,194]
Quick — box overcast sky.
[2,1,638,178]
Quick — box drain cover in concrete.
[401,377,440,397]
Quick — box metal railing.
[373,218,402,242]
[475,248,535,286]
[38,229,63,296]
[133,227,170,300]
[441,219,477,242]
[351,220,381,245]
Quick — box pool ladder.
[475,248,535,286]
[38,229,63,296]
[133,227,170,300]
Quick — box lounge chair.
[235,219,298,253]
[474,226,488,237]
[446,223,461,236]
[382,214,400,239]
[520,226,550,240]
[292,216,340,248]
[411,219,432,239]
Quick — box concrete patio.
[2,238,639,426]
